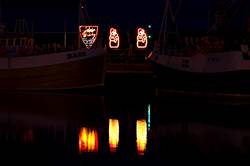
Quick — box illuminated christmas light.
[79,25,98,49]
[109,28,120,49]
[136,28,148,49]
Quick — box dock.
[105,48,155,96]
[105,48,153,74]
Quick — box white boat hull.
[149,51,250,93]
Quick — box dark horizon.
[1,0,250,37]
[1,0,164,33]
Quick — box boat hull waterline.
[0,48,106,91]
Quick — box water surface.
[0,92,250,165]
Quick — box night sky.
[1,0,249,36]
[2,0,163,32]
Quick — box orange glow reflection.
[136,28,148,49]
[109,119,119,153]
[79,127,98,153]
[136,119,147,155]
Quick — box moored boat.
[0,1,106,91]
[148,0,250,94]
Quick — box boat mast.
[208,0,247,34]
[158,0,182,55]
[0,0,5,34]
[78,0,92,48]
[77,0,81,49]
[247,2,250,33]
[14,19,29,34]
[64,19,67,48]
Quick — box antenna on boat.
[14,19,29,34]
[0,0,5,34]
[247,1,250,33]
[78,0,92,48]
[208,0,247,34]
[0,0,2,23]
[158,0,182,55]
[79,0,92,25]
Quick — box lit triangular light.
[79,25,98,49]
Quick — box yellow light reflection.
[79,127,98,153]
[109,119,119,153]
[136,119,147,155]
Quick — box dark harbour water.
[2,88,250,165]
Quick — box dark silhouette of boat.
[148,0,250,94]
[0,0,106,91]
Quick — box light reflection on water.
[136,119,147,155]
[79,127,98,153]
[109,119,119,153]
[1,92,250,164]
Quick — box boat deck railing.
[106,47,151,64]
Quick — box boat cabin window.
[8,39,13,46]
[21,39,26,46]
[28,39,34,46]
[25,39,28,46]
[15,38,20,46]
[0,39,5,46]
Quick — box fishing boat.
[0,1,106,91]
[148,0,250,94]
